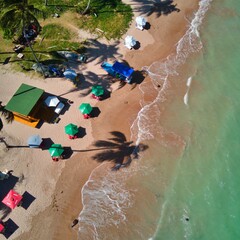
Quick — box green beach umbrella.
[49,144,64,157]
[79,103,92,114]
[91,85,104,96]
[65,123,78,136]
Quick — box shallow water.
[77,0,240,239]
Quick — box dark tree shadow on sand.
[92,131,148,171]
[130,0,180,18]
[56,39,122,98]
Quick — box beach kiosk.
[5,83,56,126]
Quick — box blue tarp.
[101,62,115,76]
[112,61,134,78]
[101,61,134,83]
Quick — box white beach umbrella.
[136,16,146,27]
[44,96,60,107]
[124,35,137,49]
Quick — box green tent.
[91,85,104,96]
[79,103,92,114]
[48,144,64,157]
[65,123,78,135]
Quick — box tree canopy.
[0,0,43,39]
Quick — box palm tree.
[82,0,91,15]
[0,0,42,40]
[0,0,46,76]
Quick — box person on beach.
[71,219,79,228]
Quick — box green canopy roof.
[5,83,44,115]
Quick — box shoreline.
[0,1,200,239]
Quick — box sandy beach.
[0,0,199,239]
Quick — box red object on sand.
[2,190,23,209]
[68,135,73,139]
[83,114,90,119]
[91,94,102,101]
[0,223,4,233]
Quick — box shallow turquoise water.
[153,0,240,239]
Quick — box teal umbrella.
[48,144,64,157]
[79,103,92,114]
[65,123,78,135]
[91,85,104,96]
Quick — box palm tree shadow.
[92,131,148,171]
[132,0,180,18]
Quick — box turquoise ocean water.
[78,0,240,239]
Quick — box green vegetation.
[76,1,132,39]
[0,0,133,75]
[41,24,72,40]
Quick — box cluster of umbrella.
[124,16,147,50]
[27,85,105,160]
[27,123,79,159]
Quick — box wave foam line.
[144,0,213,239]
[184,76,193,106]
[132,0,212,145]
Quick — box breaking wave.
[132,0,212,144]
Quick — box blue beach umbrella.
[27,135,42,148]
[63,69,77,81]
